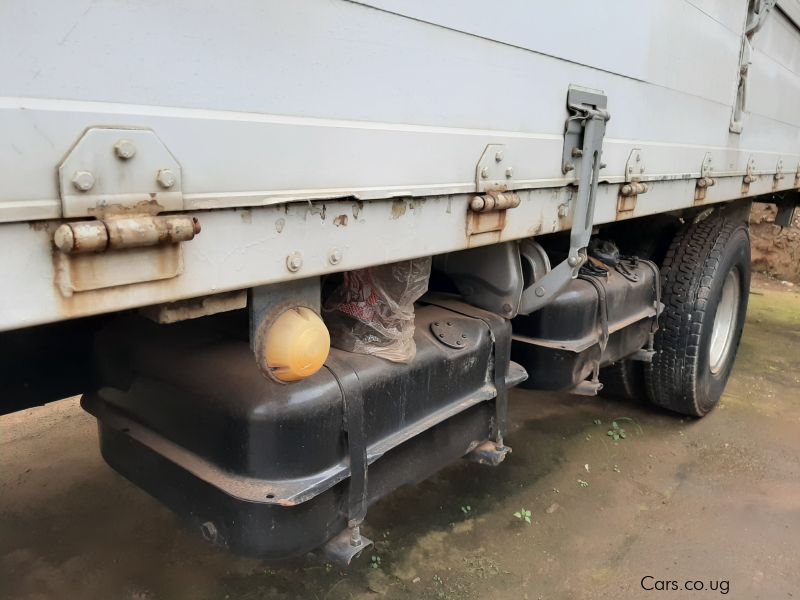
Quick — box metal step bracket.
[519,86,610,314]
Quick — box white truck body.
[1,0,799,331]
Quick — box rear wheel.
[645,207,751,417]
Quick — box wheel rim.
[708,268,741,374]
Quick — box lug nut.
[71,171,95,192]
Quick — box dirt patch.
[750,202,800,283]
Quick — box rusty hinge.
[773,158,785,191]
[695,153,716,203]
[468,145,520,245]
[742,156,758,194]
[617,148,648,215]
[54,127,200,297]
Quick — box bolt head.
[557,204,568,218]
[286,252,303,272]
[156,169,176,189]
[505,167,514,178]
[114,139,136,160]
[567,255,580,267]
[480,166,489,179]
[71,171,95,192]
[329,249,342,265]
[564,163,575,173]
[494,151,504,162]
[571,147,583,158]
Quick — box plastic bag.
[323,257,432,363]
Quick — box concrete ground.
[2,277,799,600]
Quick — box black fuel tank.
[83,300,525,559]
[511,258,660,391]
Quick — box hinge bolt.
[71,171,95,192]
[505,167,514,178]
[113,139,136,160]
[156,169,176,189]
[564,163,575,172]
[571,147,583,158]
[567,255,581,267]
[286,251,304,272]
[494,151,504,162]
[480,166,489,179]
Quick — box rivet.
[494,151,504,162]
[286,251,303,272]
[534,287,545,298]
[71,171,95,192]
[114,139,136,160]
[328,248,342,265]
[156,169,176,189]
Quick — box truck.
[2,0,798,563]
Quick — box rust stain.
[240,209,253,224]
[275,218,285,233]
[333,214,348,227]
[352,200,364,219]
[87,198,165,218]
[390,199,407,219]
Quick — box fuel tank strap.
[421,295,511,444]
[323,355,368,525]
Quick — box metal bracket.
[617,148,648,214]
[742,156,758,194]
[695,153,716,202]
[322,524,373,565]
[59,127,183,218]
[250,278,322,379]
[476,144,514,193]
[730,0,778,133]
[773,158,785,190]
[519,86,609,314]
[464,440,511,466]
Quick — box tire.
[601,359,647,402]
[644,207,751,417]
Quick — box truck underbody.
[1,0,799,562]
